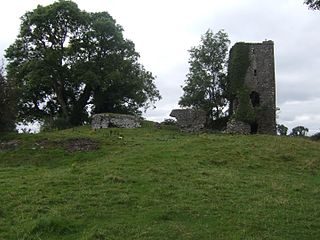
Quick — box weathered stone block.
[226,119,251,134]
[92,113,141,129]
[170,109,206,132]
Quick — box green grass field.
[0,123,319,240]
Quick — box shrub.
[277,124,288,136]
[310,132,320,141]
[290,126,309,137]
[161,118,176,126]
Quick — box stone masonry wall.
[92,113,141,129]
[170,109,206,132]
[228,40,276,135]
[245,40,276,134]
[226,119,251,134]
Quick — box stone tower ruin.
[227,40,276,134]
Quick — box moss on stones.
[228,42,255,124]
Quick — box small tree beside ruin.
[179,29,230,127]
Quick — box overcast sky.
[0,0,319,135]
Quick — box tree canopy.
[5,0,161,127]
[0,62,16,132]
[305,0,320,10]
[290,126,309,137]
[179,29,230,125]
[277,124,288,136]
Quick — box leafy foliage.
[277,124,288,136]
[161,118,176,126]
[5,0,161,127]
[227,42,250,96]
[227,43,256,123]
[310,132,320,141]
[179,29,230,124]
[234,87,256,124]
[305,0,320,10]
[0,62,16,132]
[290,126,309,137]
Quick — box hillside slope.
[0,124,319,240]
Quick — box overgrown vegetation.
[233,87,255,124]
[277,124,288,136]
[0,124,320,239]
[0,62,16,133]
[290,126,309,137]
[311,132,320,141]
[227,43,255,124]
[227,43,251,95]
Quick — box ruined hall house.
[227,40,276,135]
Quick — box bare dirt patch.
[0,140,21,151]
[64,138,100,152]
[36,138,100,152]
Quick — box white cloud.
[278,98,320,135]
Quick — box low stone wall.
[169,109,206,132]
[226,119,251,134]
[92,113,141,129]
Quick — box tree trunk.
[53,81,69,120]
[69,85,92,126]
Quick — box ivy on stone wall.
[234,88,256,124]
[228,42,250,94]
[227,42,256,124]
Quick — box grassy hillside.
[0,123,319,240]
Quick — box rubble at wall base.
[226,119,251,134]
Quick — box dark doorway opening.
[250,91,260,107]
[250,122,258,134]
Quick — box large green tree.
[5,0,160,126]
[179,29,230,125]
[305,0,320,10]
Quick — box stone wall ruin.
[226,119,251,134]
[91,113,141,129]
[228,40,276,135]
[170,109,206,132]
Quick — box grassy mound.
[0,124,319,239]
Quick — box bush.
[277,124,288,136]
[209,116,229,131]
[310,132,320,141]
[290,126,309,137]
[161,118,176,126]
